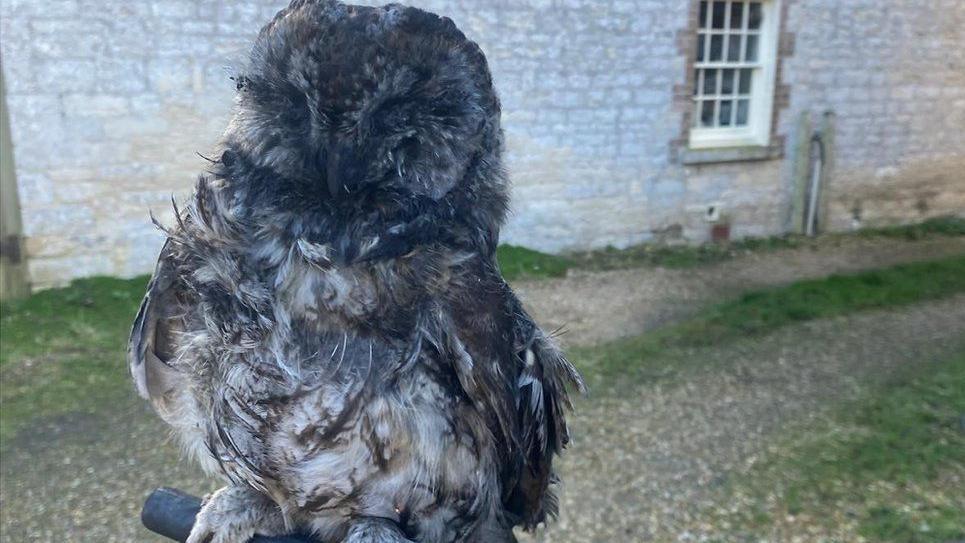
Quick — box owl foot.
[186,486,287,543]
[343,517,415,543]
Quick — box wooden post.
[788,111,812,235]
[1,62,30,300]
[817,110,836,233]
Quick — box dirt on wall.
[823,155,965,232]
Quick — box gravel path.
[1,237,963,542]
[516,236,965,345]
[523,295,965,542]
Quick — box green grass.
[575,255,965,383]
[0,275,148,367]
[500,235,808,278]
[500,216,965,279]
[497,234,809,279]
[709,351,965,542]
[672,255,965,344]
[496,245,572,280]
[789,353,965,493]
[569,234,806,272]
[0,276,148,445]
[859,215,965,240]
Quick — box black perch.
[141,488,315,543]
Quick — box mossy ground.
[701,351,965,542]
[0,276,148,445]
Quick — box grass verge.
[574,255,965,384]
[496,245,572,281]
[859,215,965,240]
[568,232,805,272]
[498,216,965,279]
[0,276,148,446]
[699,351,965,542]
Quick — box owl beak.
[326,141,365,198]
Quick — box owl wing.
[129,238,189,415]
[503,288,584,527]
[441,261,584,528]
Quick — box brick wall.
[1,0,963,287]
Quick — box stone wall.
[1,1,282,287]
[1,0,962,288]
[780,0,965,231]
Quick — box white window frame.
[689,0,781,150]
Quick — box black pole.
[141,487,315,543]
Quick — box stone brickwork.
[1,0,287,287]
[1,0,963,287]
[779,0,965,231]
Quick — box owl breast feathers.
[128,2,583,542]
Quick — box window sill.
[680,144,782,165]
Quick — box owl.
[129,2,583,542]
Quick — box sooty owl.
[129,1,584,542]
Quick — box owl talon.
[186,486,286,543]
[343,517,415,543]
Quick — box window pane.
[710,34,724,61]
[719,100,733,126]
[736,99,750,125]
[745,34,759,62]
[696,34,706,62]
[712,1,726,29]
[748,2,763,30]
[721,68,735,94]
[738,68,752,93]
[730,2,744,29]
[727,34,742,61]
[699,1,709,29]
[700,100,715,127]
[702,68,718,94]
[693,69,701,95]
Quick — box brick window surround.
[672,0,795,165]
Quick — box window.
[690,0,780,149]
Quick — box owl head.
[221,0,505,222]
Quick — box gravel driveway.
[524,295,965,543]
[517,236,965,345]
[1,237,963,542]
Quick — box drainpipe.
[791,110,835,236]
